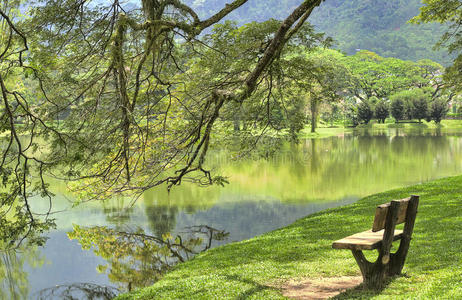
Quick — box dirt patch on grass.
[282,276,362,300]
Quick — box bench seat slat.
[332,229,403,250]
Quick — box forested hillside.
[186,0,452,64]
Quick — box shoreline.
[116,175,462,299]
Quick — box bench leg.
[352,249,388,290]
[388,237,411,276]
[352,238,414,289]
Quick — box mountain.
[308,0,452,65]
[186,0,452,65]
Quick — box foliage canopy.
[0,0,329,248]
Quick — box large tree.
[0,1,57,249]
[0,0,327,248]
[283,48,349,133]
[343,50,419,101]
[412,0,462,92]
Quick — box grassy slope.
[297,119,462,138]
[117,175,462,299]
[298,127,346,139]
[358,119,462,129]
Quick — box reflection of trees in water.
[215,130,462,202]
[245,136,284,160]
[407,136,429,156]
[68,224,228,292]
[101,198,134,227]
[374,134,390,150]
[305,138,320,174]
[434,127,442,136]
[36,282,118,300]
[391,135,405,155]
[391,135,449,156]
[0,246,43,300]
[174,200,339,244]
[357,134,377,153]
[0,251,28,300]
[146,205,178,237]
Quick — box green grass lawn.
[292,119,462,139]
[298,126,346,139]
[116,175,462,299]
[303,119,462,135]
[367,119,462,130]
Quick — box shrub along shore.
[297,119,462,139]
[117,175,462,299]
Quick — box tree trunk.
[310,97,318,133]
[233,115,240,131]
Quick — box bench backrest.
[372,196,418,232]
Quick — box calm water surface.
[3,128,462,299]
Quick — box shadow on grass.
[331,275,405,299]
[331,284,382,299]
[223,274,277,299]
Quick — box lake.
[3,128,462,299]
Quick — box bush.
[430,99,449,123]
[375,100,389,123]
[404,99,414,120]
[345,104,359,127]
[412,96,429,123]
[391,98,405,122]
[357,101,374,124]
[390,88,430,122]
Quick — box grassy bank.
[357,119,462,130]
[117,175,462,299]
[298,127,346,139]
[297,119,462,139]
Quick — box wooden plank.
[332,229,403,250]
[389,195,420,275]
[381,200,400,264]
[372,198,410,232]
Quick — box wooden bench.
[332,195,419,289]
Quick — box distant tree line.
[230,47,456,137]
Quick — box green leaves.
[411,0,462,93]
[357,100,374,124]
[212,176,229,187]
[389,88,433,122]
[375,100,390,123]
[430,99,449,123]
